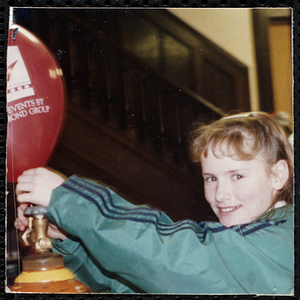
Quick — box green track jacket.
[46,175,294,294]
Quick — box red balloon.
[7,25,66,182]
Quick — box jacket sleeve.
[51,237,138,293]
[46,175,293,294]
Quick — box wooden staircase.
[13,8,250,222]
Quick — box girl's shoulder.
[201,204,293,235]
[265,203,293,221]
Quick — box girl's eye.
[232,174,243,180]
[204,176,217,183]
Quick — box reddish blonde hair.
[190,112,293,205]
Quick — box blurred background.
[6,8,292,285]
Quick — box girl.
[14,111,293,294]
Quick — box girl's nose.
[215,180,231,202]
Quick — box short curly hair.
[190,111,293,205]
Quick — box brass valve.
[21,206,52,251]
[13,205,91,292]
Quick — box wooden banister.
[13,8,249,221]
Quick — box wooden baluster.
[86,36,107,120]
[137,73,154,149]
[161,90,182,163]
[139,75,154,146]
[103,51,126,131]
[175,101,182,145]
[138,75,147,145]
[138,77,158,151]
[67,27,89,108]
[67,30,79,106]
[157,87,167,155]
[50,18,72,104]
[122,62,142,141]
[172,98,183,164]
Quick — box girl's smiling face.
[201,146,278,227]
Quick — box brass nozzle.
[21,206,52,251]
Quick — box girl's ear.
[271,160,289,191]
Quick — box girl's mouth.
[218,205,241,214]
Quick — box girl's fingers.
[15,182,33,196]
[17,204,28,218]
[17,204,28,223]
[15,203,30,231]
[17,174,34,183]
[22,168,40,175]
[16,167,66,207]
[14,216,28,231]
[14,168,67,232]
[14,219,23,231]
[17,192,34,204]
[19,203,30,211]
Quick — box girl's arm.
[14,168,138,293]
[46,175,294,294]
[51,236,139,293]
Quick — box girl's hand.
[14,203,29,232]
[16,167,67,207]
[14,202,68,241]
[15,167,68,240]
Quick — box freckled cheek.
[232,185,250,199]
[204,186,215,206]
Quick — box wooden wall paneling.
[196,42,250,113]
[121,11,162,71]
[161,32,195,90]
[198,56,236,112]
[142,10,250,113]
